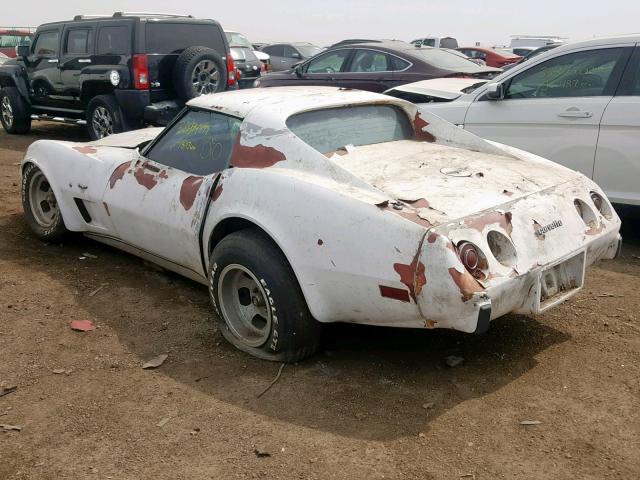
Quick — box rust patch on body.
[586,221,603,235]
[103,202,110,216]
[448,267,484,301]
[393,255,427,303]
[159,170,169,179]
[377,202,433,229]
[134,165,158,190]
[212,184,224,201]
[402,198,430,209]
[533,220,545,240]
[425,319,438,329]
[73,146,98,154]
[413,113,436,142]
[502,189,514,197]
[464,211,513,236]
[379,285,411,303]
[230,137,286,168]
[180,176,204,210]
[109,162,130,189]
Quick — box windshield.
[295,45,322,57]
[225,32,253,49]
[0,34,32,48]
[286,105,413,154]
[409,48,484,70]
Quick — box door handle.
[47,59,59,63]
[558,110,592,118]
[78,59,91,63]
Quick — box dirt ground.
[1,123,639,480]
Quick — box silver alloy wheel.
[28,170,59,228]
[192,60,220,95]
[92,106,113,138]
[218,264,272,348]
[1,96,13,129]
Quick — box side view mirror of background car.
[291,52,302,59]
[485,82,505,101]
[16,44,30,58]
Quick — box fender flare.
[0,65,31,103]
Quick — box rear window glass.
[146,23,224,54]
[97,26,130,54]
[409,48,481,70]
[286,105,413,154]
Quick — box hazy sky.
[5,1,639,47]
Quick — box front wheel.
[209,228,322,362]
[0,87,31,134]
[21,163,68,241]
[86,94,124,140]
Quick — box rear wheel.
[0,87,31,134]
[22,163,67,241]
[86,94,124,140]
[209,228,322,362]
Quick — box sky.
[4,0,640,48]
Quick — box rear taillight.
[132,54,149,90]
[226,53,237,86]
[260,62,266,73]
[457,242,480,271]
[589,191,612,219]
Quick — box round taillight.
[458,242,479,271]
[590,191,612,219]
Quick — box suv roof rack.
[73,12,194,21]
[112,12,194,18]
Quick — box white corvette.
[21,87,621,361]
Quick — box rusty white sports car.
[21,87,621,361]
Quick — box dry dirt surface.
[1,123,639,480]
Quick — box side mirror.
[293,63,303,77]
[291,52,302,59]
[16,44,30,57]
[485,82,504,101]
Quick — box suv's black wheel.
[174,46,228,102]
[0,87,31,134]
[22,163,68,241]
[209,228,322,362]
[86,94,124,140]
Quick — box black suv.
[0,12,236,139]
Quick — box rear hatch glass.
[286,105,413,154]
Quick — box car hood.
[385,78,489,100]
[329,139,581,225]
[87,128,164,148]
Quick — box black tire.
[0,87,31,134]
[209,228,322,362]
[86,94,124,140]
[21,163,68,241]
[173,46,227,102]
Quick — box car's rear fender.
[0,64,30,102]
[202,167,430,326]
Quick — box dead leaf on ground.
[143,354,168,369]
[156,417,171,427]
[70,320,96,332]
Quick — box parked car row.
[386,35,640,206]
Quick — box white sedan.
[21,87,621,361]
[386,35,640,206]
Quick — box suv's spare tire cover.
[173,46,228,101]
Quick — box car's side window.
[65,29,91,55]
[97,26,130,55]
[264,45,284,57]
[349,50,389,72]
[32,31,59,57]
[145,109,241,176]
[505,48,625,99]
[306,50,350,74]
[282,45,299,59]
[389,55,411,71]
